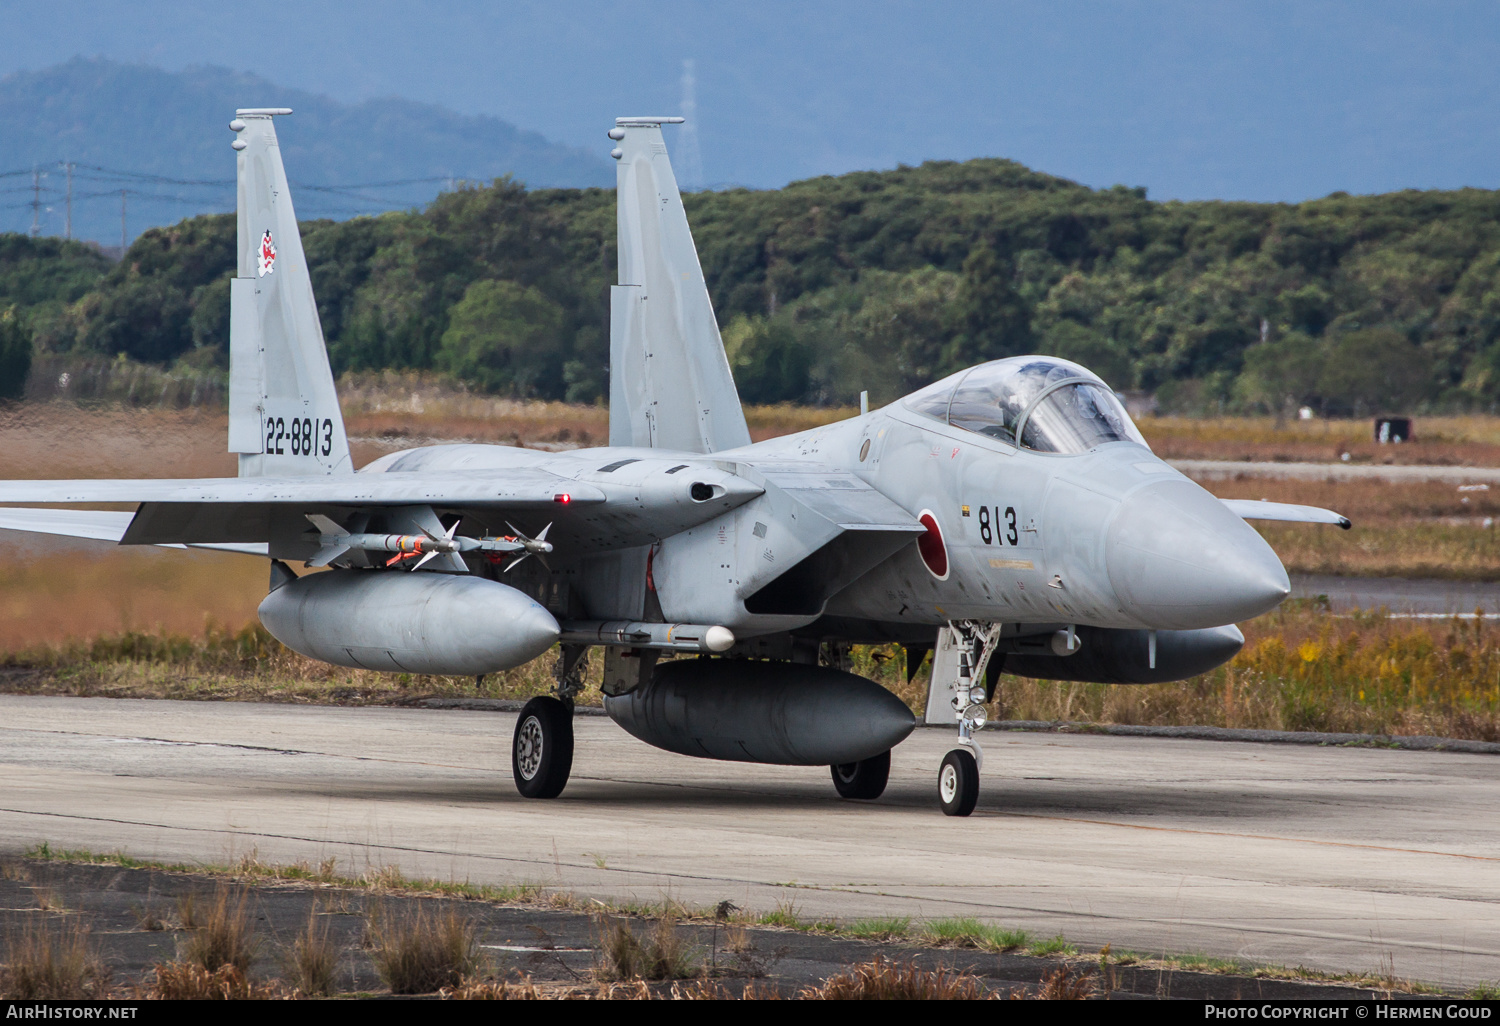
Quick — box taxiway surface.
[1,695,1496,988]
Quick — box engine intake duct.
[604,658,915,765]
[1002,624,1243,685]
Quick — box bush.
[369,903,479,995]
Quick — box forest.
[3,155,1500,415]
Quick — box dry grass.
[1255,521,1500,580]
[0,917,110,999]
[368,903,480,995]
[1141,414,1500,466]
[857,603,1500,742]
[144,962,283,1000]
[799,957,992,1000]
[1,621,593,707]
[1185,474,1500,580]
[0,546,265,653]
[178,885,258,974]
[443,975,546,999]
[594,912,702,982]
[1034,964,1095,1000]
[283,900,340,997]
[987,605,1500,740]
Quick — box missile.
[304,514,552,571]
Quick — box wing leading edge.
[0,508,268,556]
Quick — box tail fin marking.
[229,109,352,477]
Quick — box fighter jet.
[0,111,1349,816]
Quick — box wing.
[0,470,601,507]
[0,507,268,556]
[1221,498,1351,530]
[0,458,765,563]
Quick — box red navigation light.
[553,493,572,504]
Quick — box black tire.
[830,750,891,800]
[938,748,979,817]
[512,696,574,799]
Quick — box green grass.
[845,917,911,940]
[1025,934,1078,957]
[755,901,804,929]
[1164,951,1247,973]
[921,917,1030,952]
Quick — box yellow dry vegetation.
[1142,414,1500,466]
[988,605,1500,741]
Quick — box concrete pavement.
[1,694,1496,989]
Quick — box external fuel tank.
[259,570,559,675]
[604,658,915,765]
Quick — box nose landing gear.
[939,748,979,816]
[926,621,1000,817]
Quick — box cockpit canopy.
[904,357,1148,454]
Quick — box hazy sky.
[5,1,1499,201]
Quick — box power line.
[29,168,42,237]
[0,160,489,240]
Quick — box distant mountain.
[0,57,614,246]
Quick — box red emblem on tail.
[257,230,277,276]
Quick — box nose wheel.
[830,749,891,800]
[512,695,574,799]
[938,748,980,816]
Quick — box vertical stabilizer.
[609,117,750,453]
[229,109,352,477]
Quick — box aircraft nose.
[1106,479,1290,629]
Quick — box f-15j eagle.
[0,110,1349,816]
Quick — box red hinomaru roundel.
[916,509,948,579]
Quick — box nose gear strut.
[925,620,1001,816]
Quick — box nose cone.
[1107,480,1290,629]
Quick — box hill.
[0,58,613,244]
[7,154,1500,416]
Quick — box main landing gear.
[512,696,572,798]
[511,644,586,799]
[830,749,891,800]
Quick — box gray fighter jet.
[0,111,1349,815]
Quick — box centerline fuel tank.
[604,658,916,765]
[259,570,559,675]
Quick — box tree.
[0,306,32,400]
[1317,328,1430,416]
[1234,332,1326,419]
[949,241,1032,364]
[434,279,567,395]
[722,314,812,403]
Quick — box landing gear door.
[923,626,964,725]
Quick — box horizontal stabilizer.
[1221,498,1351,529]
